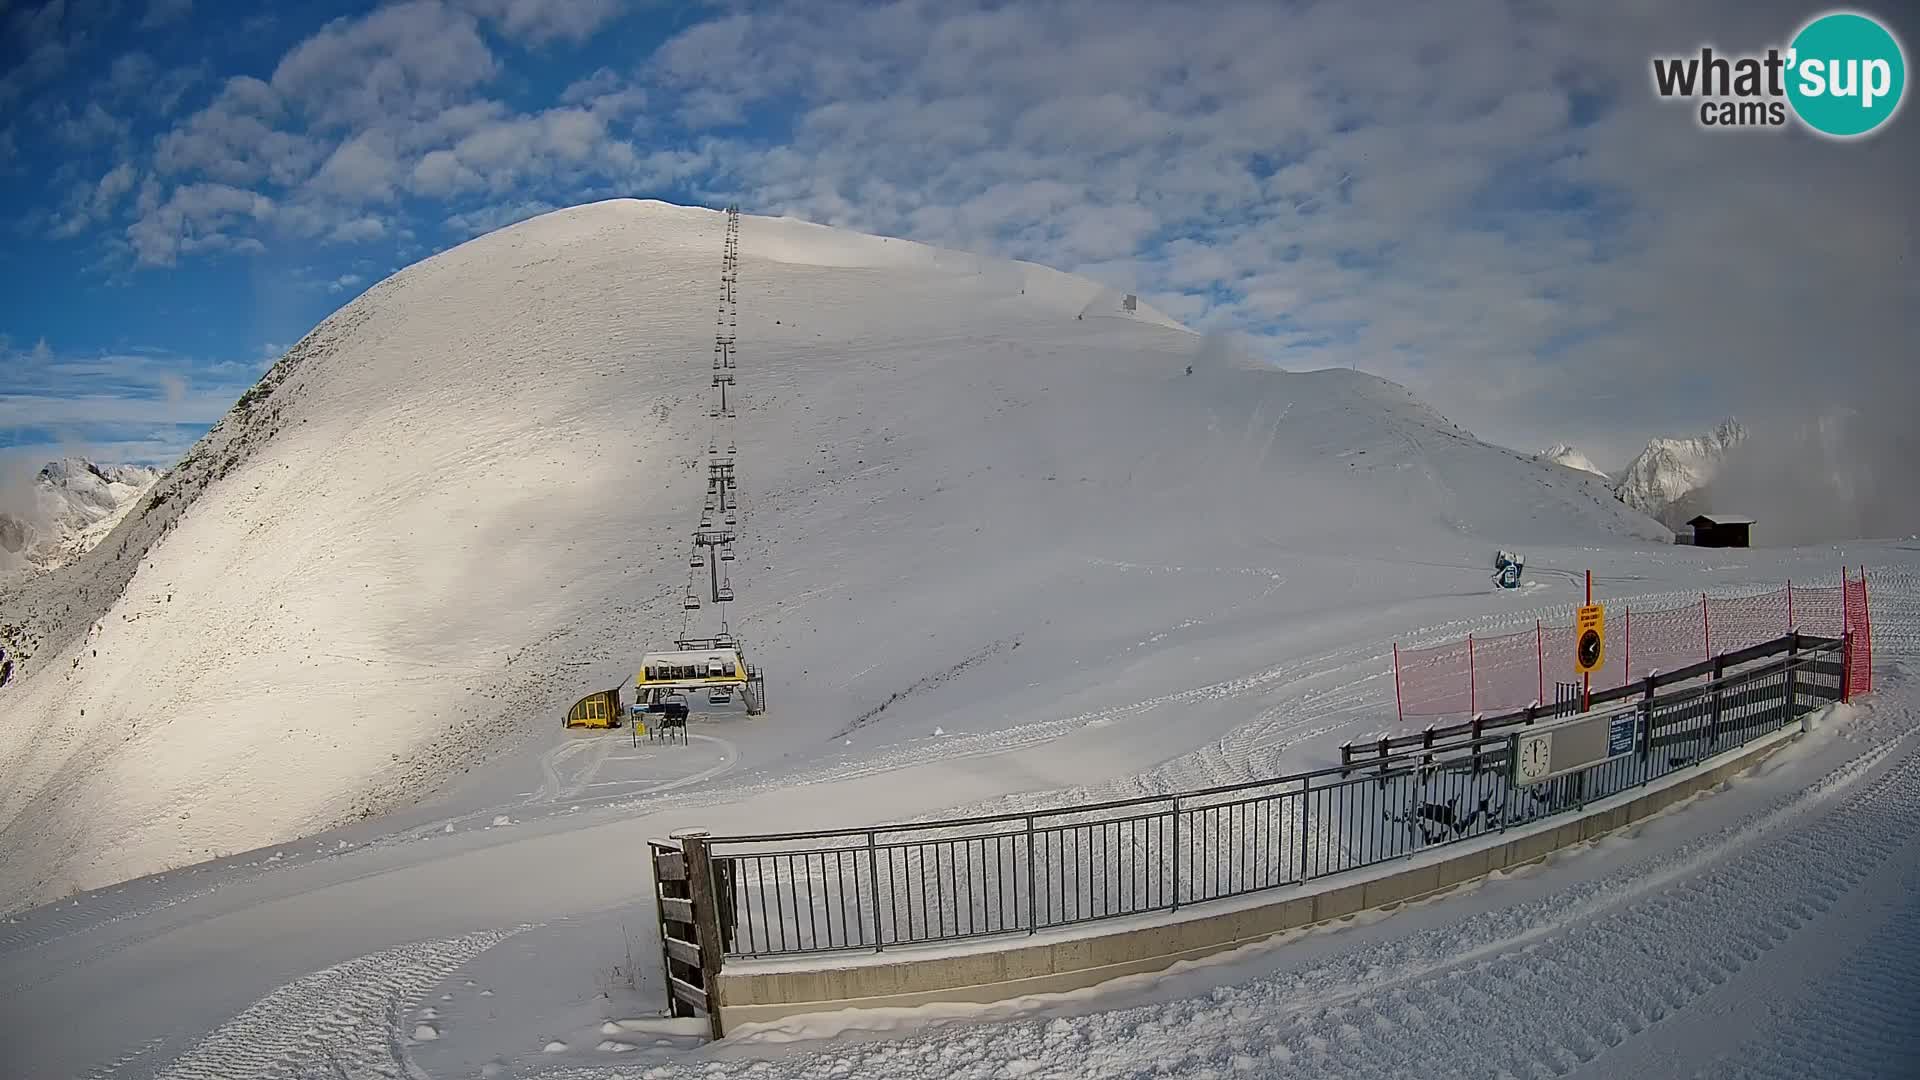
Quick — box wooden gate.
[649,830,731,1039]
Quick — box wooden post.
[674,829,727,1041]
[1638,675,1657,762]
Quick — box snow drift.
[0,198,1670,909]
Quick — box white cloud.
[125,182,276,267]
[153,76,323,187]
[50,101,130,147]
[271,0,499,131]
[308,132,401,201]
[456,0,627,45]
[139,0,193,30]
[326,273,364,293]
[48,162,141,239]
[634,0,1916,458]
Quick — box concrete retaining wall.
[714,727,1799,1032]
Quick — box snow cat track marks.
[134,928,525,1080]
[1689,876,1920,1079]
[1241,742,1920,1080]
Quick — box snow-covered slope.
[0,198,1672,907]
[1537,444,1608,480]
[1613,420,1746,529]
[0,458,162,579]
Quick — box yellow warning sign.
[1575,603,1606,674]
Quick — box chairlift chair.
[691,550,705,568]
[682,590,701,610]
[720,547,735,562]
[715,580,734,602]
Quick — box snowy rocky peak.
[34,458,163,515]
[1612,419,1746,525]
[0,457,164,575]
[1537,444,1608,479]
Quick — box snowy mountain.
[1536,444,1608,480]
[0,198,1672,907]
[0,458,163,579]
[1613,420,1747,530]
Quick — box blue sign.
[1608,713,1637,756]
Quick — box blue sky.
[1,0,1914,475]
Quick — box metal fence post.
[1708,654,1725,749]
[1786,632,1805,731]
[1297,777,1312,882]
[867,831,882,952]
[1159,791,1175,907]
[1025,816,1037,933]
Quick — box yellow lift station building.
[634,639,766,715]
[564,687,624,729]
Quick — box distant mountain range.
[0,458,164,578]
[1536,419,1748,534]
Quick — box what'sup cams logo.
[1652,9,1907,138]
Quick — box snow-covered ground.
[0,200,1914,1080]
[0,550,1910,1080]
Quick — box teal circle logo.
[1786,11,1907,138]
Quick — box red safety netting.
[1845,570,1873,696]
[1394,637,1473,717]
[1792,583,1845,637]
[1706,589,1792,655]
[1392,574,1873,720]
[1617,601,1704,681]
[1472,627,1543,716]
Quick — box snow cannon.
[1493,551,1525,589]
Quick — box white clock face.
[1517,734,1552,781]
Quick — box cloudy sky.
[1,0,1914,476]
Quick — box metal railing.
[701,634,1847,959]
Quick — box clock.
[1514,732,1553,784]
